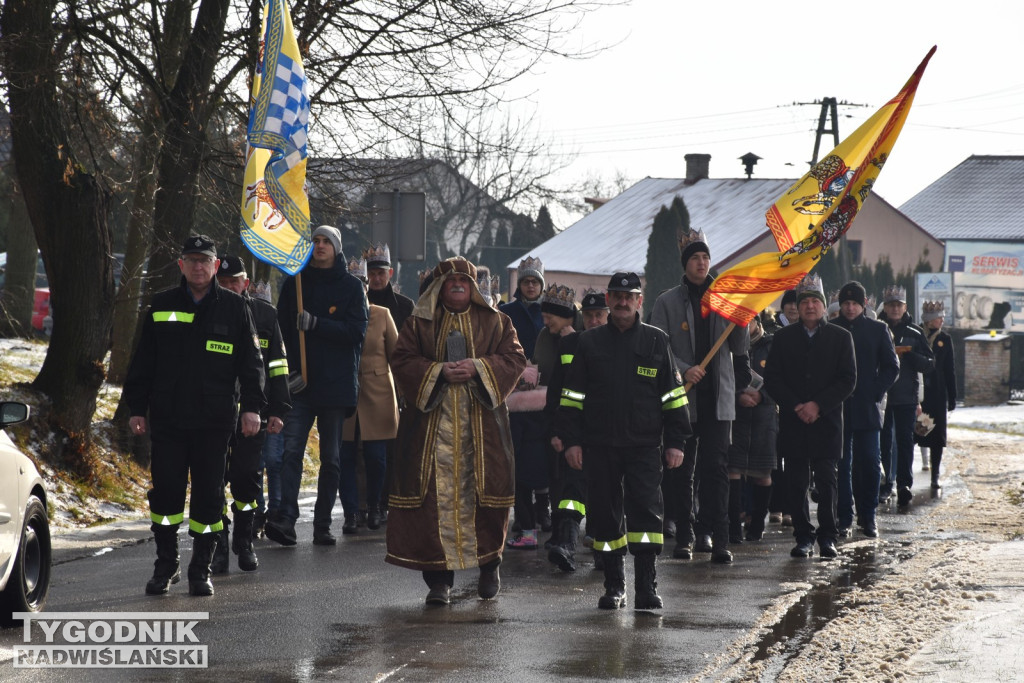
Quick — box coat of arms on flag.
[701,47,936,327]
[240,0,312,275]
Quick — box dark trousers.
[551,447,587,523]
[278,395,346,528]
[839,427,881,528]
[510,412,546,530]
[691,419,731,547]
[881,404,916,495]
[226,426,266,509]
[339,439,387,517]
[149,427,232,536]
[787,454,839,545]
[664,437,697,543]
[586,445,664,555]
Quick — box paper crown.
[250,281,272,303]
[347,256,367,280]
[517,256,544,280]
[477,273,492,300]
[418,269,432,284]
[364,242,391,267]
[677,226,710,255]
[866,295,877,310]
[490,275,500,300]
[921,300,946,322]
[795,272,825,302]
[828,289,840,304]
[542,283,576,311]
[882,285,907,304]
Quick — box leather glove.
[298,310,318,331]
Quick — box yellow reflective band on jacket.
[560,353,574,365]
[152,311,195,323]
[150,511,184,526]
[268,358,289,378]
[592,535,628,552]
[661,386,689,411]
[627,530,664,545]
[259,337,270,349]
[233,500,258,512]
[189,518,225,534]
[560,387,584,410]
[205,340,234,354]
[558,499,586,516]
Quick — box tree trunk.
[0,180,37,337]
[2,0,115,470]
[146,0,231,294]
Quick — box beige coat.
[342,304,399,441]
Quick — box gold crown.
[363,242,391,265]
[677,226,710,254]
[347,257,367,280]
[418,269,432,284]
[882,285,907,303]
[542,283,576,310]
[922,300,945,315]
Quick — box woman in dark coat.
[727,313,778,542]
[914,301,957,489]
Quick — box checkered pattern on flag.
[240,0,312,275]
[701,47,936,326]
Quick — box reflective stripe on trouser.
[553,450,588,523]
[148,426,232,536]
[586,444,664,554]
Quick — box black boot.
[745,484,772,541]
[728,478,744,544]
[145,527,181,595]
[232,509,259,571]
[535,490,552,533]
[634,552,662,610]
[547,517,579,572]
[367,506,382,530]
[597,554,626,609]
[188,534,218,597]
[210,515,230,575]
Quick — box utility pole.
[793,97,870,283]
[794,97,870,166]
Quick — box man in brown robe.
[386,257,527,605]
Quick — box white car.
[0,402,50,626]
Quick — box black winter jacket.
[278,255,368,409]
[881,311,934,406]
[833,312,900,431]
[124,277,265,433]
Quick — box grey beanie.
[312,225,342,257]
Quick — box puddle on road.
[749,543,916,674]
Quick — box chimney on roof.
[685,153,711,184]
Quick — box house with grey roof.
[509,154,942,301]
[900,155,1024,331]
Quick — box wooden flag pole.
[683,322,736,393]
[296,271,308,384]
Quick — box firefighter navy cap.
[217,254,246,278]
[606,271,642,293]
[182,234,217,258]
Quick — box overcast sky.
[505,0,1024,227]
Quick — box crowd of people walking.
[127,229,958,610]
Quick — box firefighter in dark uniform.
[557,272,691,610]
[210,255,291,574]
[544,287,609,572]
[125,235,265,597]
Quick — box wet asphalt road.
[0,486,945,682]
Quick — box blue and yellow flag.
[240,0,311,275]
[702,47,936,326]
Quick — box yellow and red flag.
[240,0,312,275]
[702,46,936,326]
